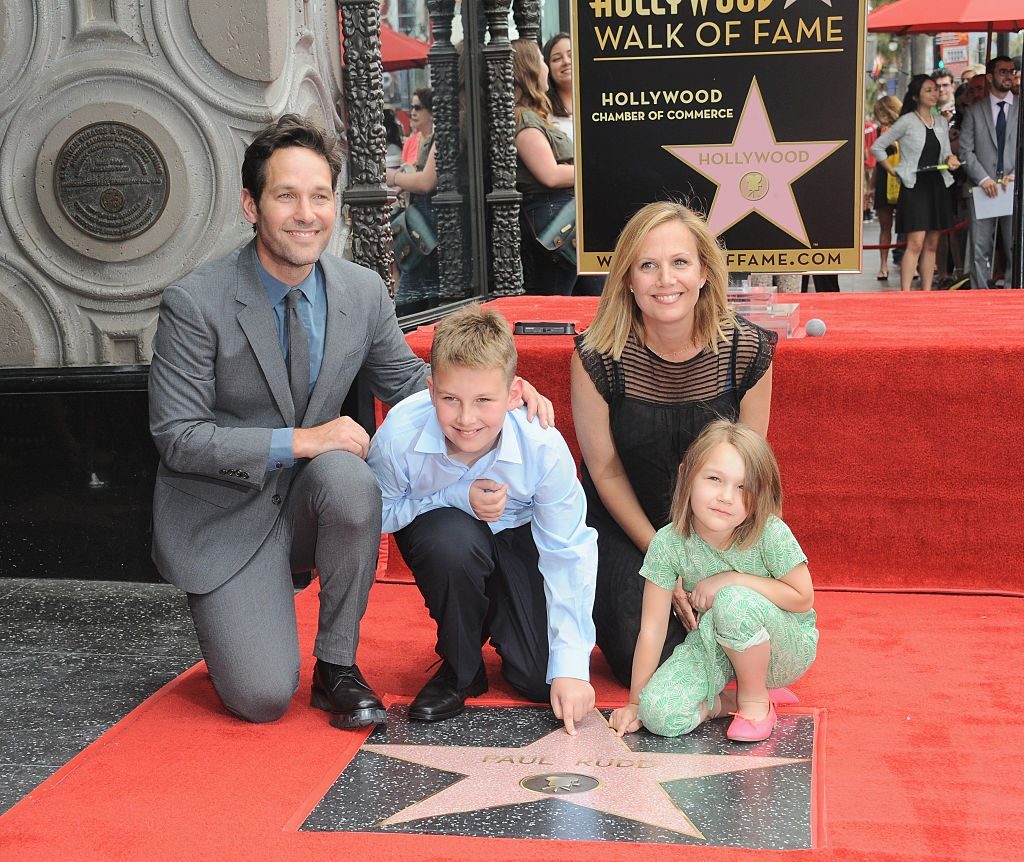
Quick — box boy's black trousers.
[393,507,551,702]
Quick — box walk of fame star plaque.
[301,706,822,848]
[571,0,866,274]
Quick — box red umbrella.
[379,26,431,72]
[867,0,1024,34]
[338,17,431,72]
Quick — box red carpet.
[3,291,1020,859]
[0,582,1020,860]
[395,292,1024,593]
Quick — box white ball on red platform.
[805,318,826,337]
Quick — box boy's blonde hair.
[670,420,782,550]
[430,304,518,386]
[581,200,734,361]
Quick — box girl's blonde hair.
[512,39,553,125]
[581,201,733,360]
[670,420,782,550]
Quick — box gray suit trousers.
[187,451,382,723]
[968,202,1013,289]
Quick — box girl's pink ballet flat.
[726,701,778,742]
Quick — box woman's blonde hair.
[512,39,553,125]
[670,420,782,550]
[581,201,733,359]
[873,95,902,127]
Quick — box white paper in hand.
[971,181,1014,220]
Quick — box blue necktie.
[286,289,310,424]
[995,101,1006,179]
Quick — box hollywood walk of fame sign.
[572,0,865,273]
[302,706,821,848]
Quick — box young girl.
[609,420,817,742]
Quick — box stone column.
[426,0,470,299]
[512,0,541,43]
[0,0,346,368]
[484,0,524,296]
[338,0,394,291]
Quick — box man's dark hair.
[931,68,952,82]
[413,87,433,113]
[987,55,1013,75]
[241,114,343,205]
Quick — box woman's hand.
[672,580,700,632]
[946,155,961,170]
[609,703,643,737]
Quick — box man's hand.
[468,479,507,521]
[550,677,595,735]
[609,703,643,737]
[293,416,370,460]
[981,177,1002,199]
[513,377,554,428]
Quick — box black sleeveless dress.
[574,319,776,686]
[895,127,955,234]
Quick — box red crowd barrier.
[863,219,969,251]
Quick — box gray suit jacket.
[959,95,1018,187]
[149,241,427,593]
[871,112,954,190]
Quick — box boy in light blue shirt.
[367,305,597,734]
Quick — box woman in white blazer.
[872,75,960,291]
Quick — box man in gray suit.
[959,56,1017,289]
[149,116,548,727]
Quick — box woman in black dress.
[872,75,960,291]
[570,202,776,686]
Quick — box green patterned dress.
[637,515,818,737]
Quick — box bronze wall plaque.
[54,122,169,241]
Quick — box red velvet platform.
[393,292,1024,594]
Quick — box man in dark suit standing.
[959,56,1018,289]
[149,116,548,728]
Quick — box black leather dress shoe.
[310,660,387,729]
[408,661,488,722]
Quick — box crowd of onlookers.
[381,33,605,309]
[864,57,1020,290]
[382,47,1020,302]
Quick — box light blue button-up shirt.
[367,389,597,684]
[254,258,327,472]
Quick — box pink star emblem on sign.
[664,77,845,246]
[363,710,806,837]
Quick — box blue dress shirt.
[254,258,327,472]
[367,389,598,683]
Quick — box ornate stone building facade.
[0,1,346,369]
